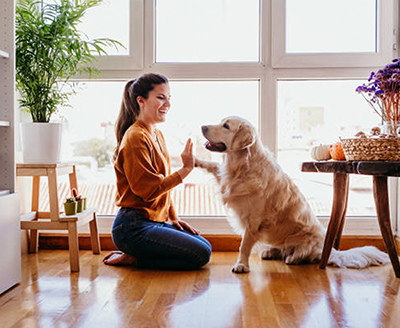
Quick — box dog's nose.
[201,125,208,134]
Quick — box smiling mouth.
[204,141,227,152]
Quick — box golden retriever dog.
[195,116,390,273]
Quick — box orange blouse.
[114,120,182,222]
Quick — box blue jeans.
[111,208,212,270]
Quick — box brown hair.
[113,73,169,160]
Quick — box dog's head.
[201,116,256,152]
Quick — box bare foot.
[103,251,137,266]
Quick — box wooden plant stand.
[17,163,101,272]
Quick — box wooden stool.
[302,161,400,278]
[17,163,101,272]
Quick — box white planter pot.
[20,122,62,163]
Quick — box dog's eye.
[223,123,230,130]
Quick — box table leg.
[320,173,349,269]
[29,176,40,253]
[89,212,101,254]
[372,176,400,278]
[48,168,60,221]
[31,176,40,213]
[334,175,349,250]
[68,221,80,272]
[28,230,39,254]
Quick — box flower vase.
[381,122,400,137]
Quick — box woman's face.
[137,83,171,126]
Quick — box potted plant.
[15,0,122,163]
[64,197,77,216]
[72,187,86,212]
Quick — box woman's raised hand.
[177,138,194,179]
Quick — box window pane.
[41,81,258,217]
[286,0,377,54]
[277,80,380,216]
[156,0,260,62]
[56,82,124,216]
[163,81,259,215]
[78,0,130,55]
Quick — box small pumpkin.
[311,144,331,161]
[330,142,346,160]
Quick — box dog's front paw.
[261,247,282,260]
[284,255,299,265]
[232,262,250,273]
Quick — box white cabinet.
[0,0,21,294]
[0,193,20,294]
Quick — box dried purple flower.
[356,57,400,122]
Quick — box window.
[39,80,259,216]
[286,0,377,54]
[163,80,259,216]
[39,82,124,215]
[24,0,398,232]
[79,0,130,56]
[155,0,260,63]
[277,80,379,216]
[272,0,394,67]
[84,0,143,69]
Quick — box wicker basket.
[340,137,400,161]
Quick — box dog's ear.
[231,124,255,150]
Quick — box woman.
[103,73,212,270]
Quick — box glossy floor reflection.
[0,251,399,328]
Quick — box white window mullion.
[144,0,156,71]
[260,71,276,154]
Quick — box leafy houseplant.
[15,0,122,163]
[16,0,122,123]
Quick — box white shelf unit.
[0,0,15,193]
[0,0,21,295]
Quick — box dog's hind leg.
[261,247,283,260]
[194,157,221,183]
[232,229,257,273]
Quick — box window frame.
[33,0,400,236]
[93,0,144,70]
[271,0,395,68]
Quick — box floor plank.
[1,251,399,328]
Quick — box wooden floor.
[1,251,400,328]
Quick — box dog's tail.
[328,246,390,269]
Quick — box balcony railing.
[39,181,226,216]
